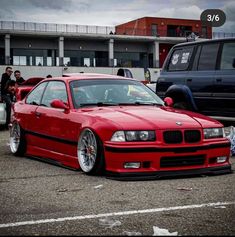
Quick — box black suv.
[156,38,235,124]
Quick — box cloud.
[153,5,202,20]
[0,0,234,32]
[29,0,74,11]
[222,0,235,21]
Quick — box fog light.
[124,162,141,169]
[216,156,227,163]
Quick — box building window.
[36,56,43,66]
[56,57,59,66]
[201,26,208,38]
[63,57,70,66]
[47,57,52,66]
[114,59,117,67]
[29,56,33,66]
[13,56,27,65]
[83,58,90,67]
[151,24,158,36]
[114,52,142,67]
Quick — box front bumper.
[104,141,232,180]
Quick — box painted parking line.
[0,201,234,228]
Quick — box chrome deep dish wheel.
[10,122,21,154]
[78,129,98,173]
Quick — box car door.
[186,43,220,115]
[22,81,48,143]
[213,41,235,118]
[34,80,79,160]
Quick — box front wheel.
[77,128,105,175]
[10,122,26,156]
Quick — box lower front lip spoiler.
[105,165,232,181]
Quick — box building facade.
[0,17,215,69]
[115,17,213,66]
[0,20,197,70]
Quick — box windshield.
[70,78,164,108]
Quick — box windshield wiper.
[79,102,163,108]
[118,102,163,106]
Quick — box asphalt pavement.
[0,130,234,236]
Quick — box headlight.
[203,128,225,139]
[111,130,156,142]
[110,131,125,142]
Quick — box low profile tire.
[10,122,26,156]
[77,128,105,175]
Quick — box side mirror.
[51,99,69,111]
[164,97,174,107]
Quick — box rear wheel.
[77,128,105,175]
[10,122,26,156]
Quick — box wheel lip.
[10,122,21,154]
[77,128,98,173]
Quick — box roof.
[172,37,235,48]
[47,73,137,82]
[62,73,121,78]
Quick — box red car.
[15,77,45,101]
[9,74,232,179]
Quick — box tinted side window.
[220,42,235,70]
[168,47,194,71]
[26,82,47,105]
[192,45,201,70]
[41,81,68,107]
[197,43,219,70]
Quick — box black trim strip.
[105,142,231,153]
[106,165,232,181]
[25,130,77,146]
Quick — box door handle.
[186,78,192,82]
[35,111,41,117]
[216,78,222,82]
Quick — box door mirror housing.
[51,99,69,111]
[164,97,174,107]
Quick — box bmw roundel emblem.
[176,122,182,126]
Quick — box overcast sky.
[0,0,234,33]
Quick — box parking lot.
[0,129,234,236]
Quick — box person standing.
[5,80,16,102]
[0,66,13,129]
[14,70,25,85]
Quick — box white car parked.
[0,102,6,126]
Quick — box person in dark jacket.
[1,66,13,97]
[0,66,13,128]
[5,80,16,102]
[14,70,25,85]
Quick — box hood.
[79,105,221,130]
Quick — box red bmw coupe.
[9,74,232,179]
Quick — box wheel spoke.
[10,123,21,153]
[78,129,98,173]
